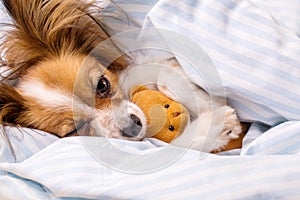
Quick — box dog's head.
[0,0,146,139]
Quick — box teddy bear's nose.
[172,112,181,117]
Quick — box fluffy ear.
[0,84,28,125]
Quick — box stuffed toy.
[131,85,189,143]
[130,85,246,152]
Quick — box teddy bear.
[131,85,190,143]
[130,85,246,152]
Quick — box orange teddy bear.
[131,85,189,143]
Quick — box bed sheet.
[1,0,300,199]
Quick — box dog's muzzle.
[113,101,147,139]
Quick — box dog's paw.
[212,106,243,151]
[221,106,242,138]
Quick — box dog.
[0,0,147,140]
[0,0,243,153]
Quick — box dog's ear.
[0,84,28,126]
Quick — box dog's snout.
[121,114,143,138]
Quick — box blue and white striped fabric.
[1,0,300,199]
[146,0,300,125]
[1,135,300,199]
[0,126,58,163]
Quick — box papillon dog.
[0,0,147,140]
[0,0,243,152]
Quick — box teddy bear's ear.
[130,85,149,97]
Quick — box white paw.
[213,106,243,151]
[172,106,242,153]
[221,106,242,138]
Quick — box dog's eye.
[96,75,111,98]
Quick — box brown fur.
[0,0,127,136]
[0,0,126,80]
[16,55,121,137]
[0,84,28,125]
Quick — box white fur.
[91,101,147,138]
[172,106,242,152]
[19,79,74,107]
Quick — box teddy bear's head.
[131,85,189,143]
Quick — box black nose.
[130,114,142,127]
[121,114,143,138]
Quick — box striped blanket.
[1,0,300,199]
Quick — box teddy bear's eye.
[164,104,170,108]
[168,125,175,131]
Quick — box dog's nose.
[121,114,143,138]
[130,114,142,127]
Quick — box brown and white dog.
[0,0,147,140]
[0,0,243,152]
